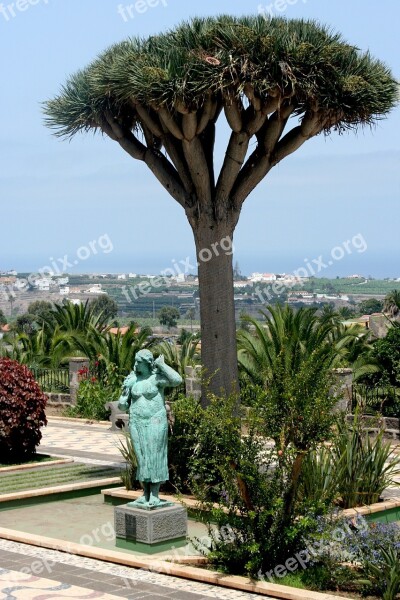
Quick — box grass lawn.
[0,464,121,494]
[276,570,381,599]
[0,454,57,468]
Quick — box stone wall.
[184,365,201,400]
[46,392,72,406]
[347,414,400,440]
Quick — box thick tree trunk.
[192,219,239,404]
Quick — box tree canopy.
[43,15,398,399]
[44,15,397,213]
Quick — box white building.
[249,272,277,283]
[128,273,137,278]
[86,284,106,294]
[36,278,52,291]
[117,274,126,280]
[57,277,69,286]
[59,286,70,295]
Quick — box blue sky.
[1,0,399,277]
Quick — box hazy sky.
[1,0,399,277]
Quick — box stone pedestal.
[115,503,188,553]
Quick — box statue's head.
[134,349,154,374]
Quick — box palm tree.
[70,322,154,377]
[237,305,358,388]
[156,333,200,386]
[44,16,397,400]
[237,304,368,519]
[1,325,72,368]
[384,290,400,319]
[48,300,110,333]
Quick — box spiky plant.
[44,16,398,401]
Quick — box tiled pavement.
[38,419,126,466]
[0,540,270,599]
[0,420,272,599]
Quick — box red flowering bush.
[0,358,47,463]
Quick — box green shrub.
[66,363,119,421]
[364,545,400,600]
[299,411,400,509]
[334,412,400,508]
[0,358,47,463]
[117,431,139,491]
[168,394,203,492]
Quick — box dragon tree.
[44,16,398,400]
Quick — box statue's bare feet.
[148,493,162,507]
[133,494,147,505]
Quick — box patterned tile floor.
[0,420,272,599]
[0,540,272,599]
[39,420,125,465]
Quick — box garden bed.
[0,455,73,472]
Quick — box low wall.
[347,414,400,440]
[46,393,72,406]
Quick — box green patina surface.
[118,351,182,509]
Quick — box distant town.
[1,268,400,326]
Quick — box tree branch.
[182,136,212,207]
[103,111,187,207]
[271,112,321,165]
[196,93,216,135]
[158,107,184,140]
[162,130,195,197]
[216,131,250,207]
[144,148,188,208]
[182,112,198,141]
[231,150,272,209]
[134,102,163,138]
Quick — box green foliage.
[66,363,119,421]
[364,545,400,600]
[117,431,138,491]
[44,16,397,138]
[168,394,203,492]
[334,413,400,508]
[0,309,7,326]
[158,306,180,329]
[0,358,47,463]
[369,324,400,387]
[27,301,55,327]
[315,518,400,597]
[384,290,400,319]
[90,295,118,321]
[178,393,331,577]
[357,297,384,315]
[156,333,200,393]
[14,313,36,335]
[300,412,400,509]
[238,305,361,390]
[298,446,339,507]
[193,426,324,576]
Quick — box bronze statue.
[118,349,182,507]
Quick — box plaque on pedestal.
[115,503,188,553]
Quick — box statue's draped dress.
[119,372,170,483]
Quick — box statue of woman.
[117,349,182,507]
